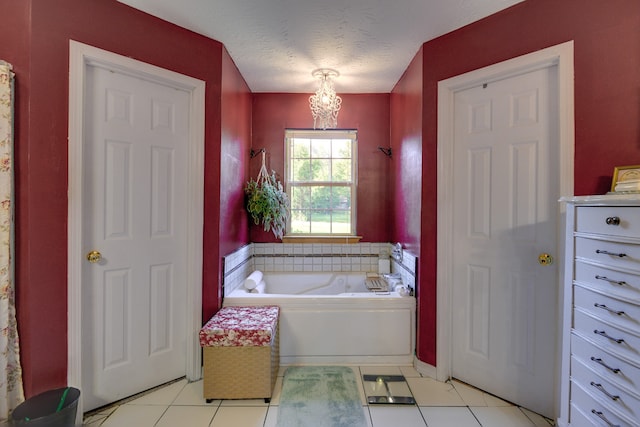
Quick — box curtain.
[0,60,24,421]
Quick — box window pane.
[310,211,331,234]
[311,139,331,158]
[291,209,310,233]
[311,159,331,181]
[330,186,351,209]
[332,159,351,182]
[292,138,310,158]
[310,186,331,210]
[332,210,351,234]
[292,159,311,181]
[332,139,351,159]
[291,186,311,210]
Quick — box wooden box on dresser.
[559,195,640,427]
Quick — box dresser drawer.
[572,356,640,422]
[574,285,640,333]
[569,403,601,426]
[574,310,640,361]
[571,332,640,394]
[575,260,640,301]
[576,237,640,273]
[576,206,640,238]
[571,380,637,427]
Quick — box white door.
[81,64,189,410]
[451,66,558,417]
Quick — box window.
[285,129,357,236]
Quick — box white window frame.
[284,129,358,236]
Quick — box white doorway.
[68,41,205,413]
[436,42,574,419]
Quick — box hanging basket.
[245,152,289,240]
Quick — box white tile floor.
[83,366,555,427]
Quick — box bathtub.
[224,272,416,365]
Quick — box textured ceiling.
[117,0,524,93]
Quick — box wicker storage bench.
[199,305,280,403]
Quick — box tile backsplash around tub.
[222,243,417,297]
[390,248,417,293]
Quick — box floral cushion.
[199,305,279,347]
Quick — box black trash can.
[11,387,80,426]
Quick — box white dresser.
[559,195,640,427]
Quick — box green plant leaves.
[245,171,289,239]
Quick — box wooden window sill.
[281,236,363,244]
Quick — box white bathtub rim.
[227,288,412,298]
[223,296,416,309]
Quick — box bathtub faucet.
[392,243,403,262]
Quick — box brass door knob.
[538,253,553,266]
[86,250,102,263]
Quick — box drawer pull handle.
[605,216,621,226]
[590,382,620,401]
[590,357,621,374]
[591,409,620,427]
[595,275,627,286]
[595,249,627,258]
[594,303,625,316]
[594,330,625,344]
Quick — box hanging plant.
[245,152,289,239]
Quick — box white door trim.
[68,40,205,411]
[436,41,574,401]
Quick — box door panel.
[467,265,490,359]
[82,64,189,410]
[451,66,558,417]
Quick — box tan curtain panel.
[0,60,24,421]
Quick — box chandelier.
[309,69,342,129]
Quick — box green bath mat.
[276,366,367,427]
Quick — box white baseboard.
[414,357,438,380]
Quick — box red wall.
[390,48,423,253]
[217,48,252,316]
[0,0,225,397]
[251,93,391,243]
[397,0,640,365]
[389,47,425,355]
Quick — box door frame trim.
[67,40,205,412]
[436,41,574,409]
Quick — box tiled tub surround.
[222,243,417,297]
